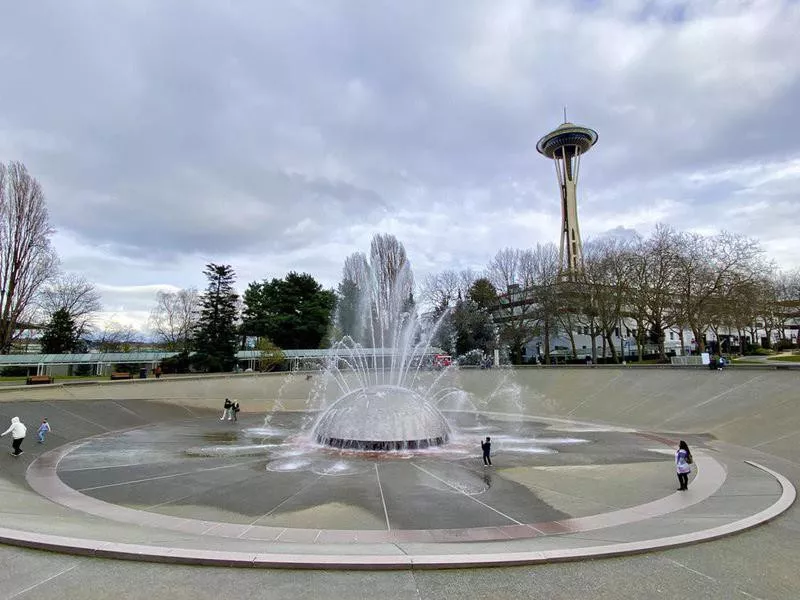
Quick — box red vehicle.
[432,354,452,369]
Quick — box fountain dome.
[313,385,451,451]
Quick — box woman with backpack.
[676,440,693,491]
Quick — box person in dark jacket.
[481,436,492,466]
[220,398,233,421]
[233,401,240,422]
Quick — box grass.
[0,374,114,386]
[768,355,800,363]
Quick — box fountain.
[310,239,457,451]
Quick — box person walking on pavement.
[37,418,51,443]
[2,417,27,456]
[481,436,492,466]
[676,440,693,490]
[233,401,240,422]
[220,398,233,421]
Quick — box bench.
[110,372,134,380]
[26,375,53,385]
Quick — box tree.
[421,269,476,316]
[194,264,239,372]
[334,252,369,343]
[488,245,560,364]
[370,233,414,347]
[40,308,81,354]
[95,321,139,353]
[38,273,101,342]
[256,336,284,372]
[673,231,764,352]
[578,238,631,363]
[638,226,680,361]
[0,161,58,353]
[242,272,335,350]
[149,288,200,352]
[468,278,498,311]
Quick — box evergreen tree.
[194,264,239,372]
[40,308,80,354]
[335,278,361,341]
[242,272,335,350]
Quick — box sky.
[1,0,799,332]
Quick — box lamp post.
[619,315,626,365]
[493,325,500,368]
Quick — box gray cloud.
[1,0,799,329]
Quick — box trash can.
[139,368,147,379]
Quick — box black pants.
[11,437,24,455]
[677,472,689,489]
[483,452,492,466]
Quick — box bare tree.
[95,321,140,353]
[148,288,200,352]
[38,273,101,340]
[369,233,414,346]
[579,238,632,363]
[0,161,58,353]
[488,245,559,363]
[342,252,370,287]
[421,269,477,316]
[673,231,764,353]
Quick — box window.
[669,332,674,341]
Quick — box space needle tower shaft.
[536,118,598,281]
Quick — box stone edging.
[25,435,726,544]
[1,461,791,569]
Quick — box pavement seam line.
[43,401,112,432]
[375,463,392,531]
[656,374,764,427]
[77,458,264,492]
[664,557,717,582]
[410,462,524,525]
[239,473,326,536]
[6,564,79,599]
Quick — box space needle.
[536,116,598,281]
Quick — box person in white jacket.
[1,416,27,456]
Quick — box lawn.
[0,375,110,386]
[768,355,800,363]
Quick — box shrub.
[1,366,31,377]
[161,352,191,374]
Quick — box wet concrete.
[0,368,798,598]
[53,412,669,531]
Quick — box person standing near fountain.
[676,440,693,490]
[481,436,492,466]
[220,398,233,421]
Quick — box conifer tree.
[194,264,239,372]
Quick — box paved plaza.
[0,368,797,598]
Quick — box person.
[676,440,693,491]
[1,416,27,456]
[154,365,162,379]
[220,398,233,421]
[481,436,492,466]
[233,401,240,422]
[37,418,51,444]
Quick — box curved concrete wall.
[1,367,798,462]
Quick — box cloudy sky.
[1,0,799,332]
